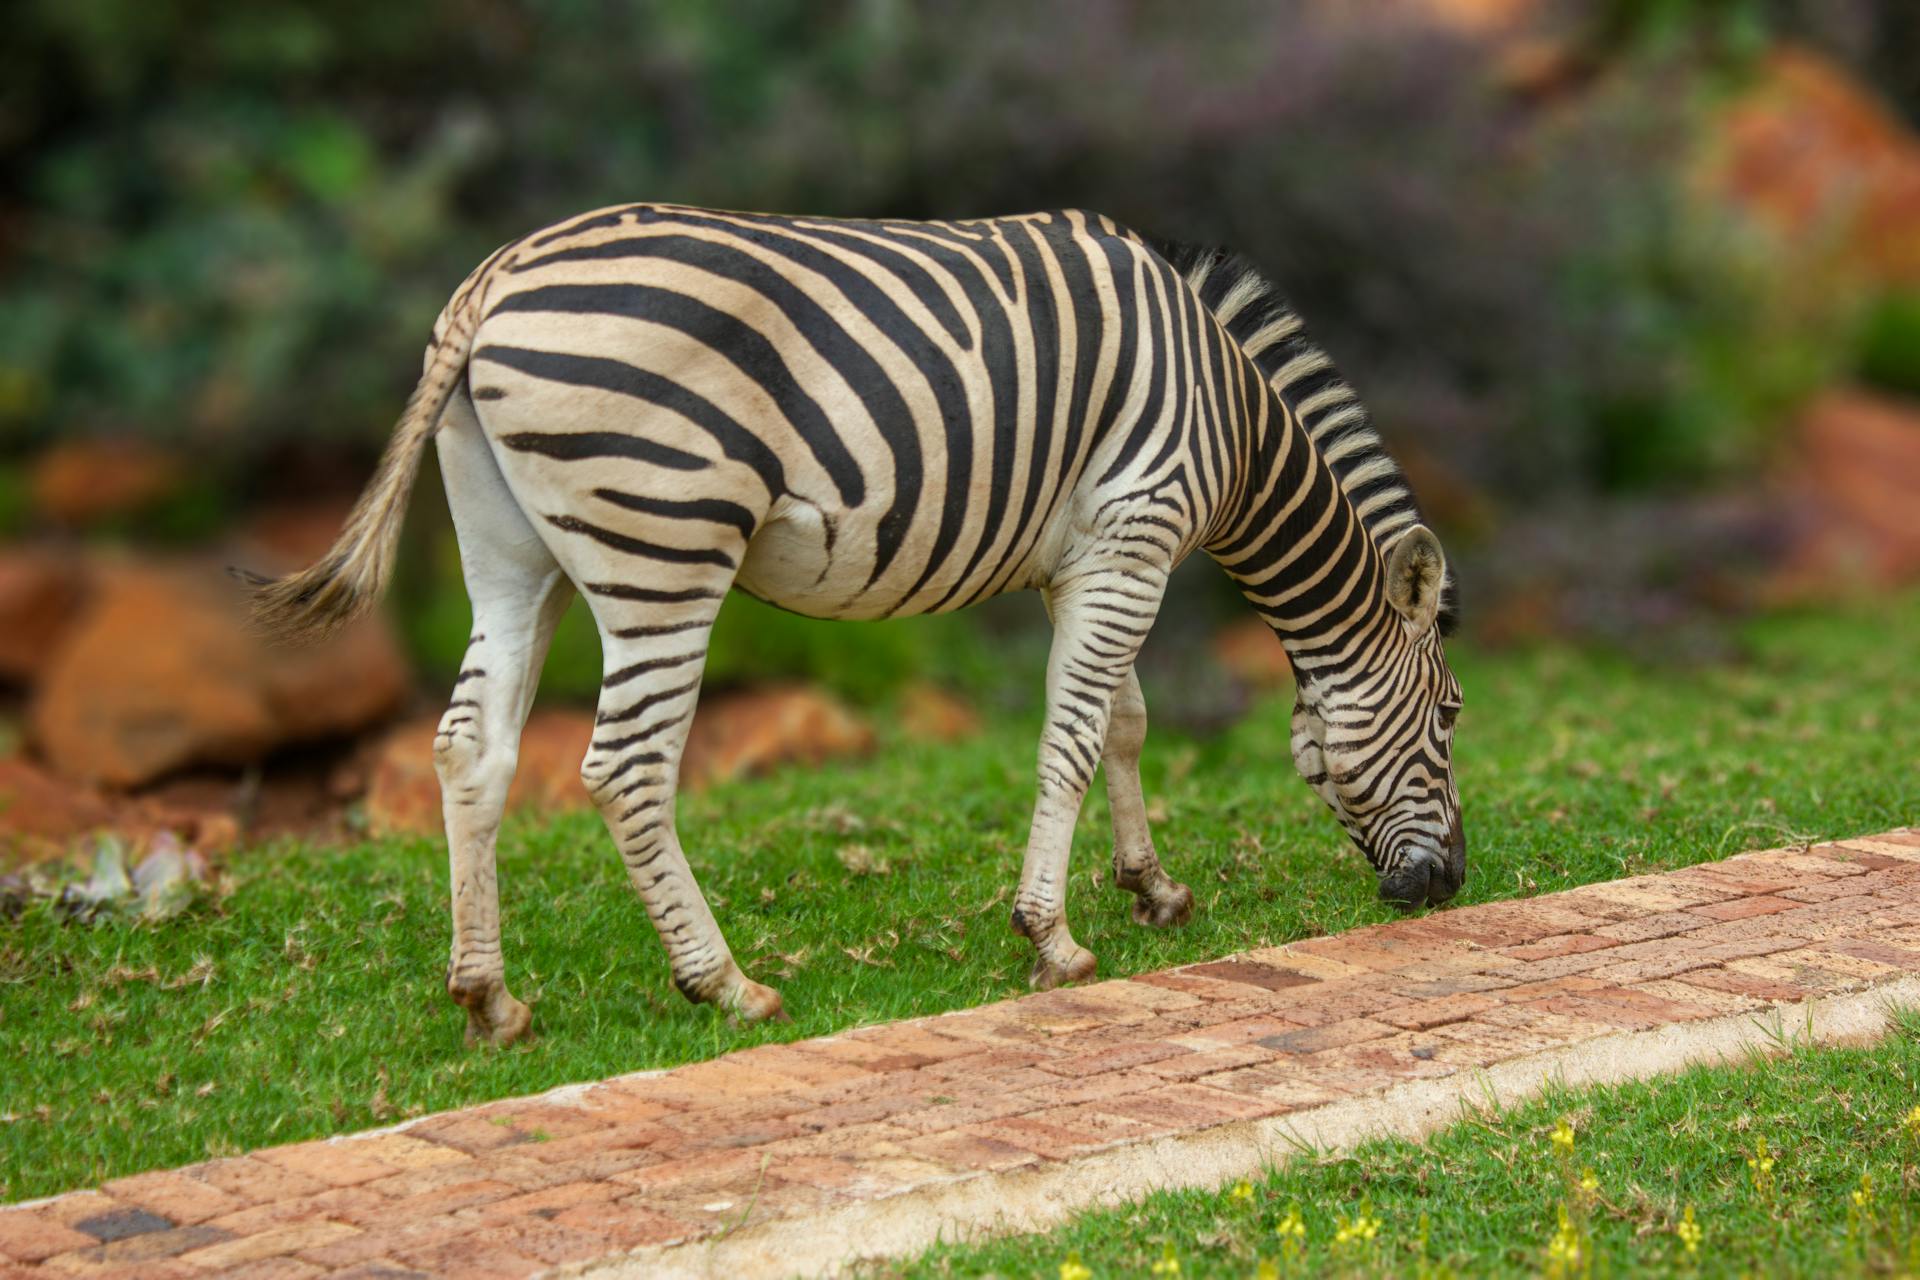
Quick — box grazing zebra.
[249,204,1465,1045]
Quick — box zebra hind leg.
[579,574,785,1023]
[434,391,572,1047]
[1103,670,1194,929]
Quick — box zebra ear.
[1383,524,1447,634]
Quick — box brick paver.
[7,829,1920,1278]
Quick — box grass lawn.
[884,1012,1920,1279]
[2,594,1916,1202]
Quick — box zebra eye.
[1437,704,1460,730]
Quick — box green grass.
[2,595,1917,1202]
[882,1013,1920,1279]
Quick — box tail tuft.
[240,319,474,645]
[237,550,370,644]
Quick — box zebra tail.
[239,310,476,643]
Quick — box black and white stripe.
[248,202,1466,1040]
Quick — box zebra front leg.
[581,602,784,1023]
[1015,572,1162,989]
[1104,670,1194,928]
[435,393,572,1047]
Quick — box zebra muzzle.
[1378,846,1459,910]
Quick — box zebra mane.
[1165,242,1458,636]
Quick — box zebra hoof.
[461,993,532,1048]
[1131,880,1194,929]
[728,977,788,1024]
[1029,945,1097,992]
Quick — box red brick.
[1679,967,1817,1003]
[1500,934,1619,962]
[1014,1068,1170,1108]
[176,1219,361,1270]
[392,1232,545,1279]
[837,1022,992,1061]
[1827,939,1920,969]
[1593,911,1703,943]
[99,1169,243,1226]
[485,1179,625,1222]
[899,1128,1045,1173]
[1690,895,1802,922]
[550,1201,701,1249]
[217,1258,327,1280]
[0,1210,97,1263]
[471,1219,614,1268]
[1032,1039,1188,1076]
[207,1186,386,1236]
[727,1042,876,1088]
[1140,1045,1278,1081]
[1256,1018,1396,1055]
[294,1212,474,1269]
[1377,992,1506,1030]
[1094,1082,1288,1130]
[1166,1014,1305,1051]
[1179,959,1321,992]
[1201,1063,1354,1109]
[192,1157,333,1206]
[1584,952,1720,985]
[255,1140,398,1188]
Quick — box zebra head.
[1289,524,1465,909]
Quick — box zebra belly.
[734,494,1053,621]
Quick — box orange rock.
[1702,47,1920,287]
[0,548,88,683]
[0,757,121,864]
[1212,618,1292,690]
[1765,387,1920,601]
[682,684,875,789]
[29,564,409,788]
[364,686,876,836]
[895,682,981,743]
[29,438,181,527]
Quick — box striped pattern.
[249,203,1465,1043]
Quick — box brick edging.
[3,830,1918,1279]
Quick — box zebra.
[248,203,1465,1046]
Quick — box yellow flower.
[1551,1118,1576,1156]
[1851,1172,1874,1210]
[1059,1250,1093,1280]
[1275,1208,1306,1241]
[1548,1205,1584,1269]
[1675,1205,1703,1255]
[1747,1137,1776,1197]
[1579,1168,1599,1195]
[1254,1261,1279,1280]
[1902,1104,1920,1140]
[1229,1180,1255,1203]
[1333,1206,1382,1251]
[1149,1243,1181,1276]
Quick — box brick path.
[6,830,1920,1279]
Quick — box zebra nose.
[1379,848,1445,910]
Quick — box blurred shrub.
[3,0,1915,676]
[4,0,1904,480]
[1858,292,1920,395]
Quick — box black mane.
[1163,242,1458,635]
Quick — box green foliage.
[1858,292,1920,396]
[2,593,1917,1201]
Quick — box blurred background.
[1,0,1916,859]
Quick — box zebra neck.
[1205,392,1396,684]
